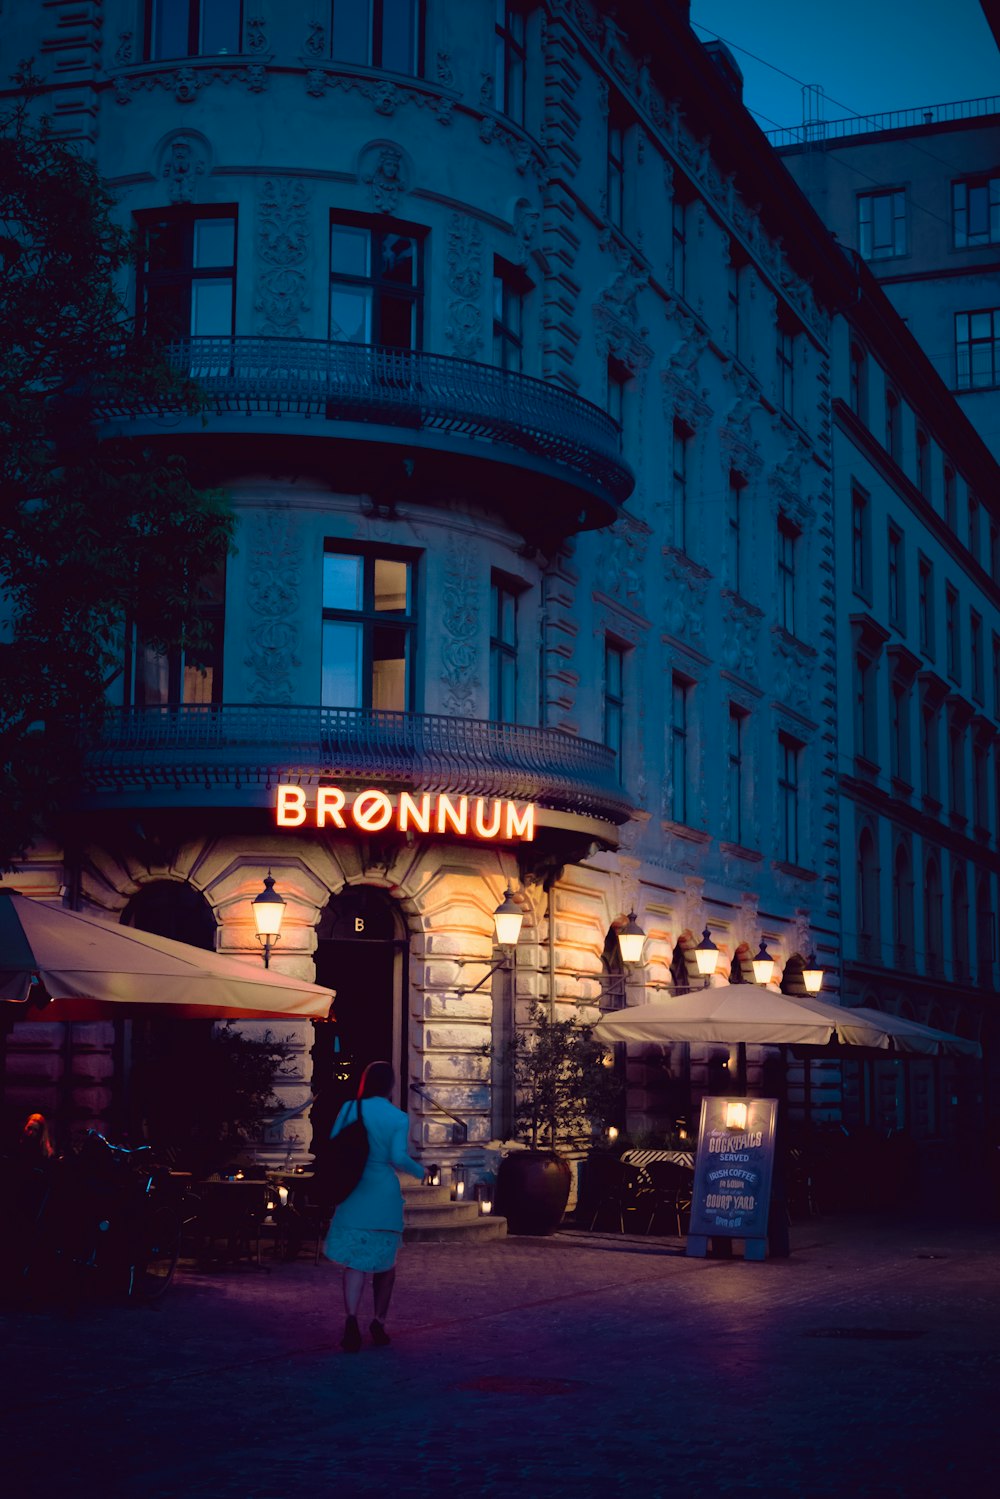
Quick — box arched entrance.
[312,886,409,1117]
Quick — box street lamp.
[252,870,285,968]
[802,954,824,994]
[751,939,775,985]
[694,926,719,981]
[617,911,646,966]
[493,887,524,949]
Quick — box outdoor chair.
[642,1161,693,1236]
[191,1181,271,1268]
[581,1156,647,1233]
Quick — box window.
[125,561,226,706]
[857,830,880,960]
[494,3,525,123]
[332,0,421,74]
[671,422,690,553]
[890,681,910,784]
[858,189,907,260]
[943,465,957,530]
[991,521,1000,584]
[952,871,970,982]
[920,701,940,803]
[976,877,994,988]
[777,733,801,866]
[855,653,877,763]
[607,94,628,230]
[138,210,236,344]
[924,859,943,976]
[945,585,960,682]
[777,324,795,416]
[918,554,933,656]
[993,632,1000,717]
[670,675,692,826]
[916,428,931,499]
[948,718,965,819]
[329,220,421,348]
[851,488,869,597]
[606,357,629,426]
[727,244,743,359]
[893,845,914,970]
[952,175,1000,248]
[727,472,746,596]
[971,612,984,702]
[671,186,689,301]
[490,576,519,723]
[321,545,415,711]
[968,494,981,563]
[956,309,1000,390]
[493,261,525,372]
[727,705,746,846]
[887,525,903,628]
[604,640,624,774]
[848,343,867,422]
[973,740,989,829]
[777,516,798,636]
[144,0,242,60]
[885,388,901,462]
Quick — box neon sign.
[275,785,534,841]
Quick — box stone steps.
[401,1181,507,1244]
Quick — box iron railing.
[768,94,1000,149]
[94,337,633,505]
[85,704,633,823]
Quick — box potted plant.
[487,1001,622,1235]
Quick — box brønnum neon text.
[274,785,535,841]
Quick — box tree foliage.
[0,72,234,868]
[490,1001,623,1152]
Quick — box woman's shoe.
[369,1319,391,1347]
[341,1316,362,1353]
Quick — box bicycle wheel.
[130,1204,181,1301]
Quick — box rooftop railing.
[94,337,634,507]
[85,704,634,824]
[767,94,1000,149]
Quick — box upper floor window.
[604,640,625,775]
[494,2,525,123]
[606,356,629,428]
[490,575,519,723]
[670,675,693,826]
[145,0,242,60]
[493,260,526,372]
[956,309,1000,390]
[322,545,415,711]
[971,610,984,703]
[848,342,867,422]
[727,245,744,360]
[777,515,798,636]
[918,553,934,657]
[991,521,1000,584]
[332,0,422,75]
[887,524,904,628]
[851,487,869,598]
[671,421,690,554]
[952,175,1000,248]
[916,428,931,499]
[943,464,957,530]
[329,219,421,348]
[125,562,226,706]
[858,188,907,260]
[945,584,960,682]
[671,183,691,302]
[137,209,236,343]
[777,732,802,866]
[727,471,746,597]
[884,388,901,462]
[968,494,981,563]
[727,704,747,846]
[777,324,795,416]
[607,93,628,230]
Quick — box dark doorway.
[312,886,407,1136]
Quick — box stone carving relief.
[445,214,484,359]
[115,31,133,64]
[662,548,710,648]
[720,366,764,478]
[769,428,815,528]
[772,628,816,715]
[512,198,540,266]
[440,535,480,716]
[244,510,302,704]
[436,51,455,89]
[359,142,409,214]
[114,63,266,104]
[305,22,326,57]
[255,178,311,336]
[158,132,210,203]
[246,16,268,54]
[662,313,712,432]
[604,518,649,607]
[720,591,763,681]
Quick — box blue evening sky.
[689,0,999,133]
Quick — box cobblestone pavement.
[1,1215,996,1498]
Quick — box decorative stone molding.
[158,131,210,203]
[243,510,302,705]
[603,516,649,608]
[308,68,458,127]
[769,426,815,526]
[246,15,268,54]
[719,367,764,477]
[255,178,311,336]
[592,304,652,378]
[359,141,410,214]
[445,214,484,359]
[720,590,763,681]
[512,198,540,266]
[662,547,710,649]
[772,626,817,715]
[115,31,133,65]
[305,22,326,57]
[662,314,712,432]
[113,61,268,104]
[440,535,480,716]
[436,51,456,89]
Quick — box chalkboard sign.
[686,1097,778,1261]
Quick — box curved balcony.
[82,705,634,827]
[95,337,634,527]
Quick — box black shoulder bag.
[312,1098,369,1209]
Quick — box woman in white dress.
[323,1060,425,1352]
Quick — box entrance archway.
[312,886,409,1123]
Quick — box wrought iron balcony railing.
[95,337,634,507]
[84,705,634,824]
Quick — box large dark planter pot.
[495,1151,572,1235]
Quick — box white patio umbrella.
[592,981,980,1057]
[0,888,334,1021]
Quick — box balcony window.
[494,2,526,124]
[145,0,242,60]
[138,210,236,344]
[321,545,415,711]
[493,261,526,372]
[329,220,421,348]
[858,189,907,260]
[125,562,226,706]
[332,0,422,75]
[952,175,1000,249]
[490,575,519,724]
[956,309,1000,390]
[604,640,625,776]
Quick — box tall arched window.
[892,844,914,970]
[924,858,943,977]
[951,868,970,982]
[857,829,880,961]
